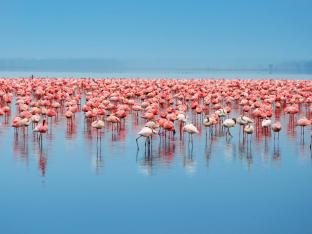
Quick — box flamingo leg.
[136,135,142,150]
[228,128,233,137]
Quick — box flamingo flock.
[0,78,312,152]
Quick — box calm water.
[1,74,312,234]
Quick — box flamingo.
[183,123,199,144]
[244,124,254,135]
[243,124,254,145]
[31,114,41,129]
[33,120,48,145]
[271,122,282,141]
[203,115,216,137]
[237,115,254,126]
[12,116,22,135]
[223,118,236,137]
[216,108,227,123]
[261,117,272,134]
[65,109,73,128]
[91,119,105,139]
[296,117,311,138]
[20,118,31,135]
[47,107,57,125]
[237,115,253,137]
[144,120,159,130]
[136,126,157,150]
[1,77,312,157]
[176,112,187,134]
[106,114,121,132]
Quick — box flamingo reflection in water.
[273,143,281,162]
[38,149,47,177]
[183,149,195,173]
[1,77,312,176]
[93,143,103,175]
[204,139,213,167]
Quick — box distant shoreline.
[0,70,311,80]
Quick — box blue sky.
[0,0,311,68]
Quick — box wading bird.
[223,118,236,137]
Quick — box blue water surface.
[0,73,311,234]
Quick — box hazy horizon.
[0,58,311,74]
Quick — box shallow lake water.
[1,73,312,234]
